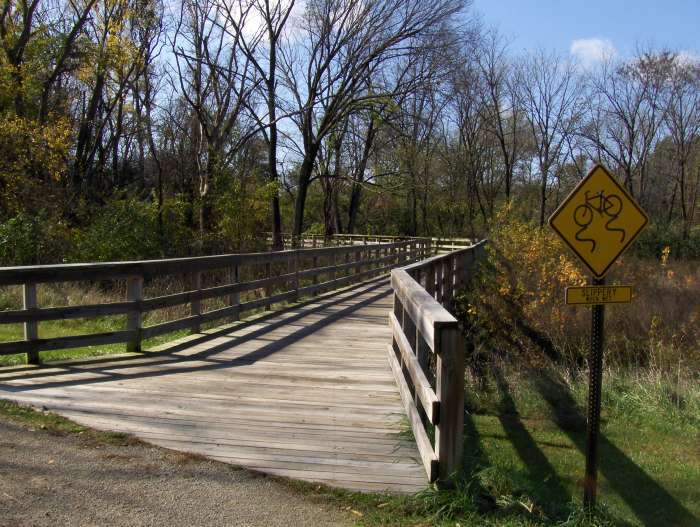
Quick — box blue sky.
[471,0,700,63]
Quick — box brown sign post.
[549,164,648,508]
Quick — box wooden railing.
[388,240,487,483]
[0,239,432,365]
[274,234,474,254]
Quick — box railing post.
[265,261,272,310]
[291,251,300,302]
[312,255,319,295]
[191,271,202,332]
[229,264,240,321]
[435,324,464,484]
[445,255,455,308]
[23,283,39,365]
[426,264,436,299]
[331,250,337,283]
[126,276,143,353]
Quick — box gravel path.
[0,418,354,527]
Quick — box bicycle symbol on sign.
[573,190,626,253]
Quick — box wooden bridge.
[0,236,485,493]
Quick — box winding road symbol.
[549,164,648,278]
[573,190,626,253]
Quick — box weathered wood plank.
[0,330,135,356]
[389,312,439,424]
[126,277,143,353]
[23,283,39,364]
[390,268,456,351]
[386,344,438,483]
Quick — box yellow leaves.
[0,116,71,216]
[661,245,671,266]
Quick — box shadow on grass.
[491,368,572,508]
[0,277,391,391]
[530,367,698,527]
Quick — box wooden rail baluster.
[191,271,202,332]
[265,261,272,310]
[23,283,39,364]
[294,251,301,301]
[436,324,464,482]
[126,276,143,353]
[230,264,240,321]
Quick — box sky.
[471,0,700,65]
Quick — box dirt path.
[0,417,354,527]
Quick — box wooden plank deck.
[0,278,428,493]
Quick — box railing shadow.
[529,367,698,527]
[491,367,572,508]
[0,277,392,392]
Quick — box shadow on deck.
[0,277,428,493]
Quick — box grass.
[286,364,699,527]
[1,359,697,526]
[0,399,139,447]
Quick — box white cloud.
[676,50,700,66]
[570,38,617,68]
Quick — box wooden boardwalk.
[0,278,428,493]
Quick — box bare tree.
[279,0,466,238]
[171,0,262,241]
[518,50,583,227]
[475,29,522,203]
[664,56,700,238]
[449,49,490,232]
[582,51,671,205]
[215,0,296,249]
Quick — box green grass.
[0,316,190,366]
[0,399,139,447]
[290,365,699,527]
[1,363,697,526]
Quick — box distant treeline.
[0,0,698,265]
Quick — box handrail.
[0,239,433,364]
[388,240,487,484]
[270,233,474,253]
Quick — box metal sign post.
[583,276,605,507]
[548,164,649,509]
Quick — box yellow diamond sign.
[549,164,648,278]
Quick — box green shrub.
[71,198,165,262]
[631,222,700,260]
[0,212,73,265]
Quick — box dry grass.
[458,213,700,373]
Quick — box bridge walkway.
[0,277,427,493]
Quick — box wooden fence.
[0,239,431,365]
[388,240,487,483]
[274,233,474,254]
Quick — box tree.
[280,0,466,238]
[582,51,671,205]
[664,56,700,238]
[518,50,582,227]
[171,0,262,242]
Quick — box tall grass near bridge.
[459,209,699,372]
[441,211,700,526]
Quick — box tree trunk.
[292,150,317,238]
[539,166,548,228]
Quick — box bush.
[457,207,700,371]
[0,212,73,265]
[631,222,700,260]
[71,197,192,262]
